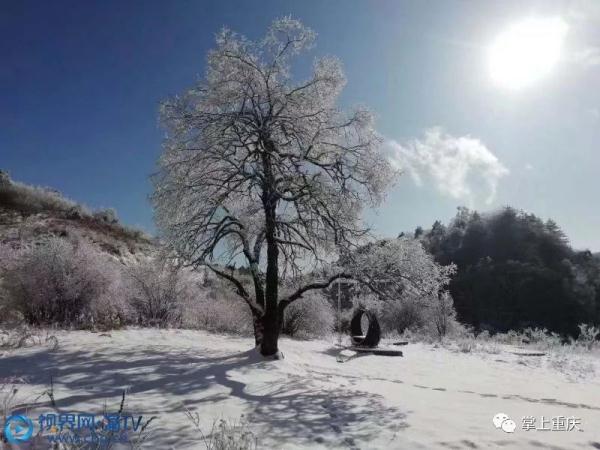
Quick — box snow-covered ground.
[1,329,600,449]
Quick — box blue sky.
[2,1,599,249]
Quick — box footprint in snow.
[344,436,356,447]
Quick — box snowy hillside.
[0,171,156,265]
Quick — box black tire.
[350,308,381,348]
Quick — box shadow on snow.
[1,343,409,448]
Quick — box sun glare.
[488,17,568,90]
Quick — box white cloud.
[567,1,600,69]
[574,47,600,67]
[568,0,600,24]
[387,128,509,205]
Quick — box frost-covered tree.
[343,238,455,300]
[340,238,457,336]
[153,18,396,356]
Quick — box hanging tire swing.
[350,308,381,348]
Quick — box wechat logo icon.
[493,413,516,433]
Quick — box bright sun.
[488,17,568,90]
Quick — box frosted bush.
[521,327,562,350]
[282,291,335,338]
[0,179,84,216]
[185,410,258,450]
[384,294,461,342]
[493,329,522,345]
[90,265,131,329]
[548,347,597,381]
[457,337,476,353]
[476,330,491,341]
[124,258,188,327]
[181,277,253,335]
[93,207,119,224]
[425,291,457,340]
[387,300,424,334]
[1,237,118,326]
[0,326,58,350]
[0,244,23,324]
[574,324,599,351]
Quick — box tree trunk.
[259,142,281,357]
[260,313,280,356]
[260,227,280,356]
[256,302,288,357]
[252,313,264,348]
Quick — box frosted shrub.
[575,324,599,351]
[2,237,115,326]
[0,244,23,324]
[185,410,258,450]
[493,329,522,345]
[0,243,20,267]
[0,326,58,350]
[181,278,253,335]
[203,419,257,450]
[93,207,119,224]
[457,337,476,353]
[90,266,131,330]
[1,383,22,426]
[0,179,84,216]
[522,327,562,350]
[426,291,457,340]
[383,293,460,341]
[282,291,335,338]
[125,263,255,334]
[125,259,187,327]
[387,300,424,334]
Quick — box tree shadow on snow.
[0,343,409,448]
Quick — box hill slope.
[0,170,157,264]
